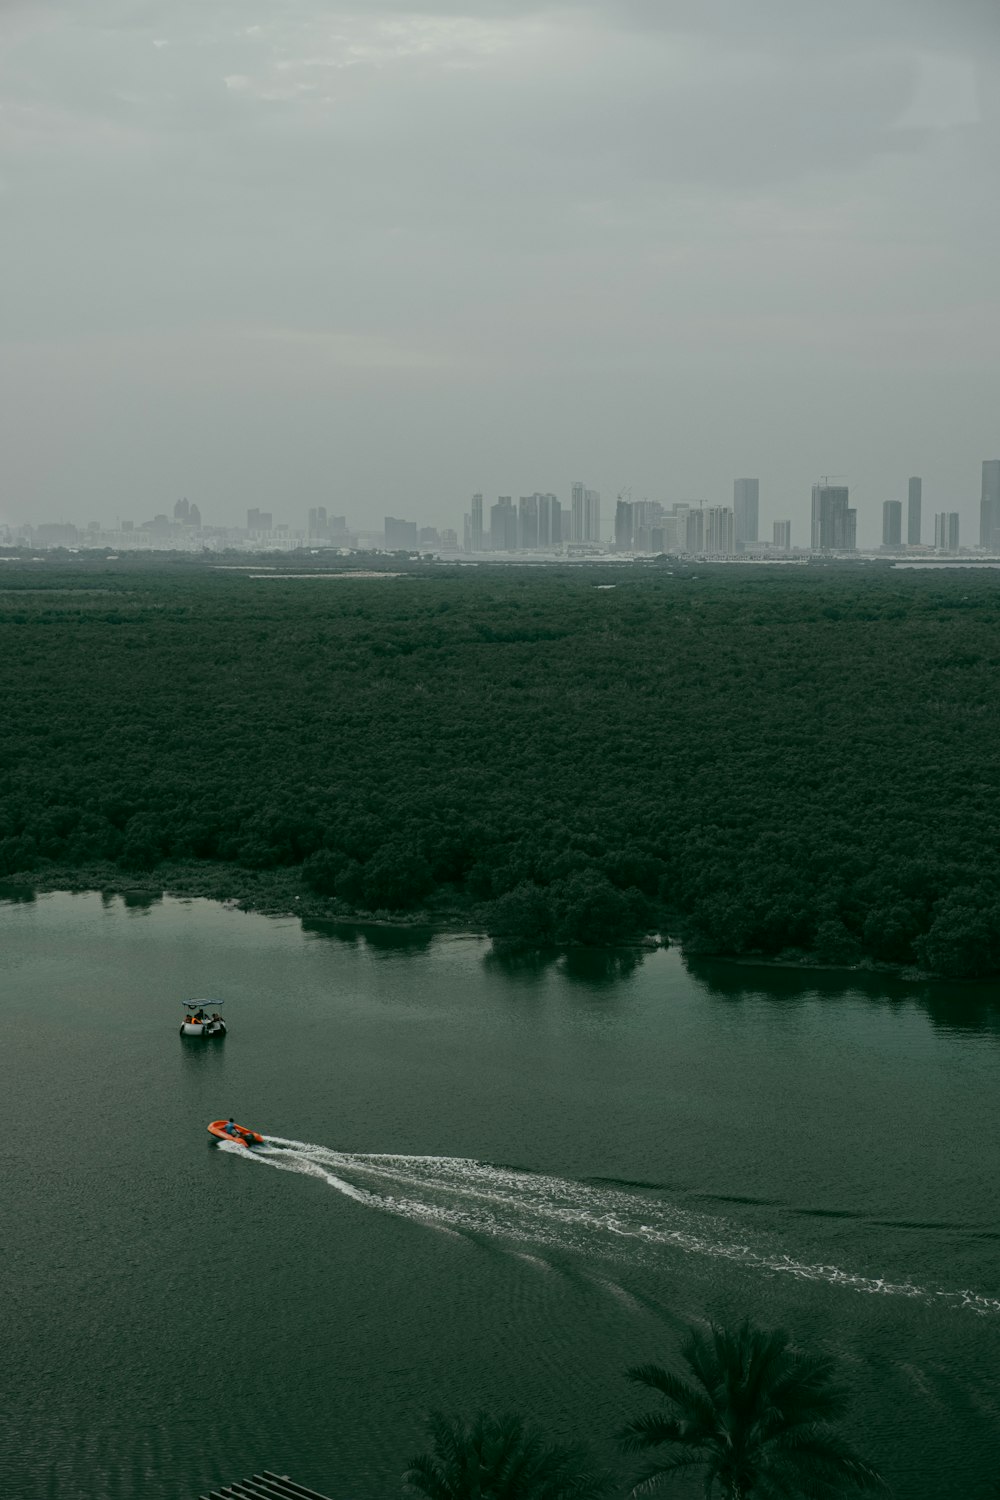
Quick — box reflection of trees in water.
[483,947,557,983]
[484,945,646,988]
[560,947,644,987]
[300,916,435,955]
[0,883,36,905]
[683,955,1000,1037]
[121,889,163,912]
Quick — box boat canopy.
[184,998,225,1006]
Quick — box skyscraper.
[810,483,855,552]
[704,506,734,555]
[570,482,585,542]
[882,500,902,547]
[538,493,561,546]
[981,461,1000,550]
[470,493,484,552]
[935,512,960,550]
[584,488,601,543]
[773,520,791,550]
[490,496,517,552]
[633,500,664,553]
[907,477,922,545]
[733,478,759,548]
[685,507,704,553]
[570,482,601,543]
[614,499,634,550]
[518,494,539,550]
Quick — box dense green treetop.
[1,558,998,975]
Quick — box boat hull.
[180,1020,227,1038]
[208,1119,264,1148]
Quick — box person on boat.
[225,1118,240,1136]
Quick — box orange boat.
[208,1118,265,1148]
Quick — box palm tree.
[403,1410,613,1500]
[618,1319,887,1500]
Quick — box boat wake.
[217,1137,1000,1316]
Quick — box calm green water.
[2,892,999,1500]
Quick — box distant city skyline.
[8,463,998,559]
[4,461,996,555]
[1,4,997,556]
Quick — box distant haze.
[1,0,998,545]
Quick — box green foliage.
[486,882,558,952]
[619,1319,886,1499]
[914,888,1000,978]
[403,1410,611,1500]
[1,559,999,972]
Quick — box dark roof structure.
[199,1472,333,1500]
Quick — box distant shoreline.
[0,860,459,929]
[0,860,940,983]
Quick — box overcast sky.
[2,0,998,544]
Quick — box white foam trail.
[223,1137,1000,1316]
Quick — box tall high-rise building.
[685,507,704,553]
[704,506,734,555]
[470,493,484,552]
[633,502,665,553]
[907,477,922,545]
[584,488,600,543]
[773,520,791,550]
[247,508,273,532]
[490,496,517,552]
[308,506,328,538]
[810,483,855,551]
[733,479,759,547]
[882,500,902,547]
[981,461,1000,550]
[518,494,539,550]
[935,512,960,550]
[949,511,960,551]
[570,482,585,542]
[537,493,561,546]
[570,482,601,543]
[667,515,684,552]
[614,499,634,550]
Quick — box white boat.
[180,999,227,1038]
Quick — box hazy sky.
[2,0,998,543]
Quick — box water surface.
[1,893,998,1499]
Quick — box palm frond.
[767,1425,888,1493]
[618,1412,704,1454]
[403,1450,456,1500]
[625,1451,709,1498]
[623,1365,716,1437]
[619,1322,883,1500]
[405,1409,610,1500]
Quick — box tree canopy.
[1,556,998,975]
[619,1320,886,1499]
